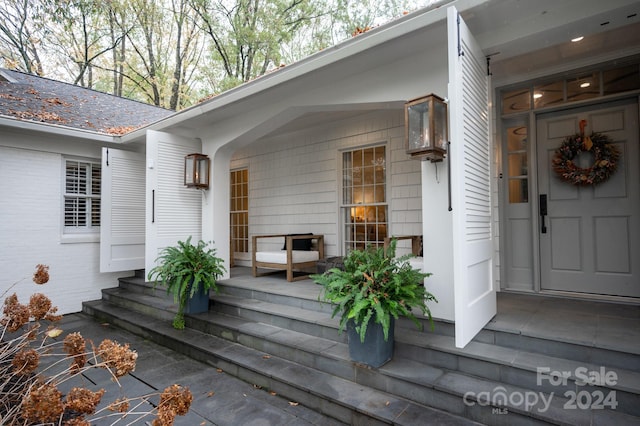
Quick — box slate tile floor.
[56,312,346,426]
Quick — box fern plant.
[311,238,436,343]
[147,237,226,329]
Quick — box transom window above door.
[501,61,640,115]
[342,145,388,253]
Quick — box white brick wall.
[231,109,422,259]
[0,145,129,314]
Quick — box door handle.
[539,194,547,234]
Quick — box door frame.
[499,92,640,301]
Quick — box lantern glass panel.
[185,156,195,185]
[407,101,431,151]
[196,158,208,185]
[434,100,448,151]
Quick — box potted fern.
[311,238,436,367]
[147,237,226,329]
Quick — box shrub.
[0,265,193,425]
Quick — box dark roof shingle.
[0,68,174,134]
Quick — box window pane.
[533,81,563,108]
[506,126,528,204]
[567,73,599,103]
[508,153,528,176]
[508,179,528,203]
[502,88,531,114]
[603,64,640,95]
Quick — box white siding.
[230,110,422,260]
[0,142,130,314]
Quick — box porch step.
[84,275,640,425]
[82,299,477,426]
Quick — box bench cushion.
[256,250,320,264]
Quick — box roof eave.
[134,0,476,134]
[0,115,120,143]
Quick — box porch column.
[421,159,454,321]
[201,143,232,279]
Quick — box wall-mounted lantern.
[405,94,448,162]
[184,153,210,189]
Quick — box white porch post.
[421,159,455,321]
[202,144,232,279]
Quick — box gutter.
[0,115,119,143]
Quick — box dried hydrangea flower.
[1,294,30,332]
[108,397,130,413]
[29,293,52,320]
[21,382,64,423]
[12,348,40,375]
[153,384,193,425]
[65,387,105,415]
[63,332,87,373]
[97,339,138,377]
[33,264,50,285]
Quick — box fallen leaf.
[46,328,63,338]
[269,391,277,396]
[216,369,223,373]
[288,401,299,406]
[253,384,262,389]
[385,401,390,406]
[262,355,271,359]
[207,391,215,397]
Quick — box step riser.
[213,302,349,344]
[217,283,336,315]
[216,282,449,336]
[494,332,640,374]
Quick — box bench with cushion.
[384,235,424,271]
[252,234,325,282]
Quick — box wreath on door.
[552,120,620,186]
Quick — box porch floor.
[222,266,640,356]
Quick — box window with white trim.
[342,145,388,253]
[63,158,101,233]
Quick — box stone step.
[82,299,480,426]
[96,283,640,422]
[218,277,640,374]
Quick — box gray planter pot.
[183,284,210,314]
[347,317,394,368]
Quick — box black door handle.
[539,194,547,234]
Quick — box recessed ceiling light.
[580,82,591,88]
[571,36,584,42]
[533,93,543,99]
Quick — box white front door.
[448,6,496,348]
[536,100,640,298]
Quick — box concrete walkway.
[56,312,346,426]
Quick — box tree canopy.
[0,0,434,110]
